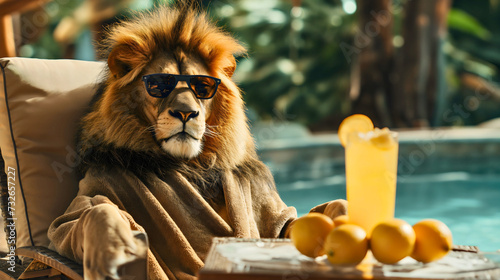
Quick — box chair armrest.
[16,246,83,280]
[0,258,30,280]
[17,230,148,280]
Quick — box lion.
[48,2,346,280]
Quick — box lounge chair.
[0,57,147,280]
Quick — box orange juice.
[345,128,398,236]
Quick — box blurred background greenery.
[14,0,500,131]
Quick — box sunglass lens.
[147,75,176,97]
[190,77,216,99]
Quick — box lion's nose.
[169,110,199,123]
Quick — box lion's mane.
[76,3,273,202]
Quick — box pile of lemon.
[290,213,453,265]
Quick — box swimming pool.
[255,125,500,252]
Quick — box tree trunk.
[351,0,394,128]
[394,0,451,127]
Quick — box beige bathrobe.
[48,159,299,279]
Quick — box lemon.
[332,215,349,227]
[290,213,334,258]
[324,224,368,265]
[411,219,453,263]
[369,127,397,150]
[338,114,374,147]
[370,219,416,264]
[323,199,347,219]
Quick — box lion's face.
[142,54,214,159]
[81,6,253,169]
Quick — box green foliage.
[448,9,491,40]
[210,0,356,126]
[20,0,83,59]
[19,0,500,128]
[444,1,500,126]
[211,0,500,128]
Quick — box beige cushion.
[0,57,104,247]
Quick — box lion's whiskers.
[141,125,156,135]
[124,125,158,144]
[206,124,219,129]
[204,125,220,138]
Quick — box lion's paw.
[82,204,147,280]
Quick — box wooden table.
[199,238,500,280]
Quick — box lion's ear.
[223,56,237,77]
[107,41,150,81]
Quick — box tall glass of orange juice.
[341,117,399,236]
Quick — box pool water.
[277,172,500,252]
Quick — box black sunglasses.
[142,74,221,99]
